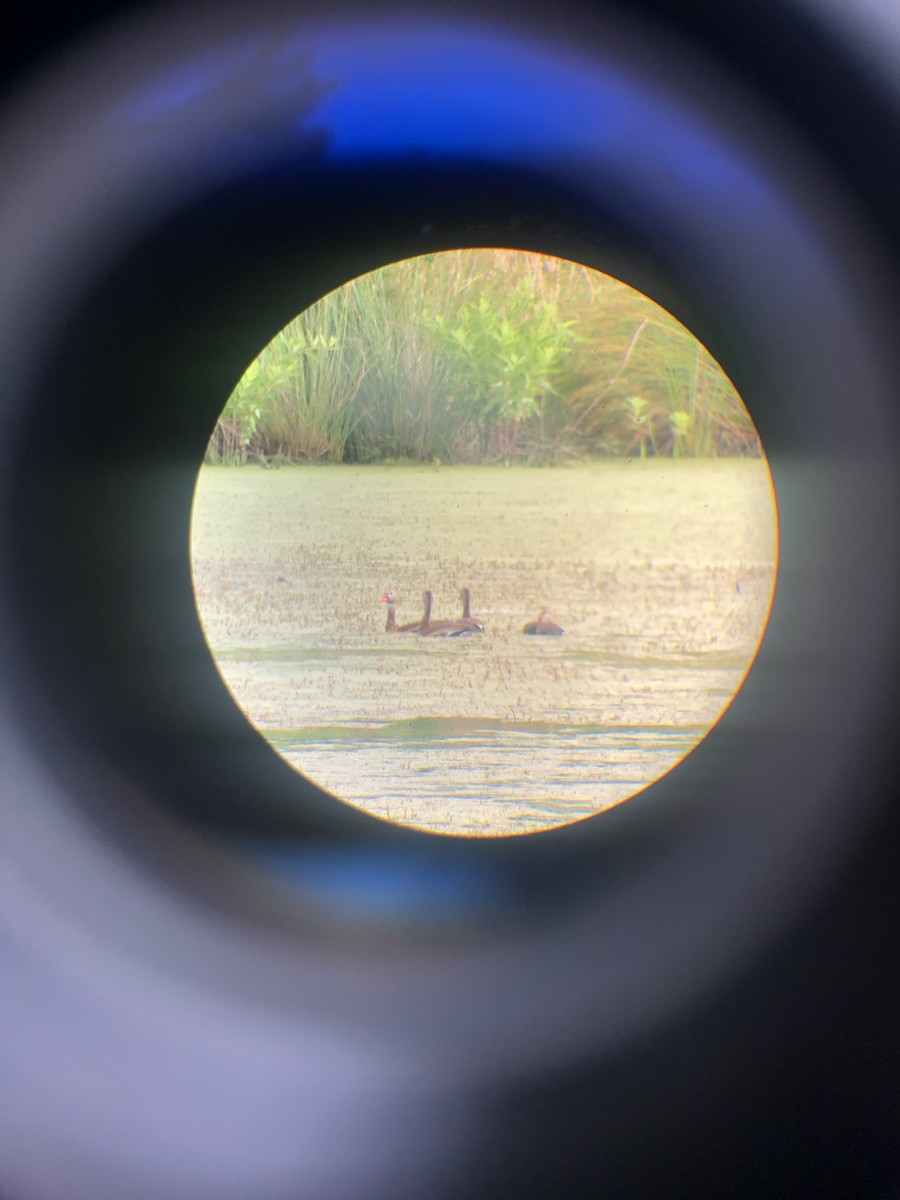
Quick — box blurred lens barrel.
[1,2,899,1198]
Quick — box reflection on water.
[273,719,703,834]
[191,461,777,835]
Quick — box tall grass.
[206,249,761,465]
[340,258,464,463]
[207,290,365,464]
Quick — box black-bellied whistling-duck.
[378,590,423,632]
[523,610,564,636]
[418,590,481,637]
[459,587,485,632]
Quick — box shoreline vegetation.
[206,249,761,468]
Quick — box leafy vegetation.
[206,249,760,465]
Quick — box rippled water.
[191,461,777,835]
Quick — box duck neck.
[385,603,397,631]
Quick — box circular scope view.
[190,250,777,836]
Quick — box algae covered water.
[190,461,777,835]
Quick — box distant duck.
[419,590,481,637]
[458,587,485,632]
[378,590,423,632]
[523,610,564,636]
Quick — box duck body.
[458,587,485,632]
[523,610,564,636]
[419,590,482,637]
[379,590,423,632]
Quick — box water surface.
[190,460,777,834]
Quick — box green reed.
[205,249,761,465]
